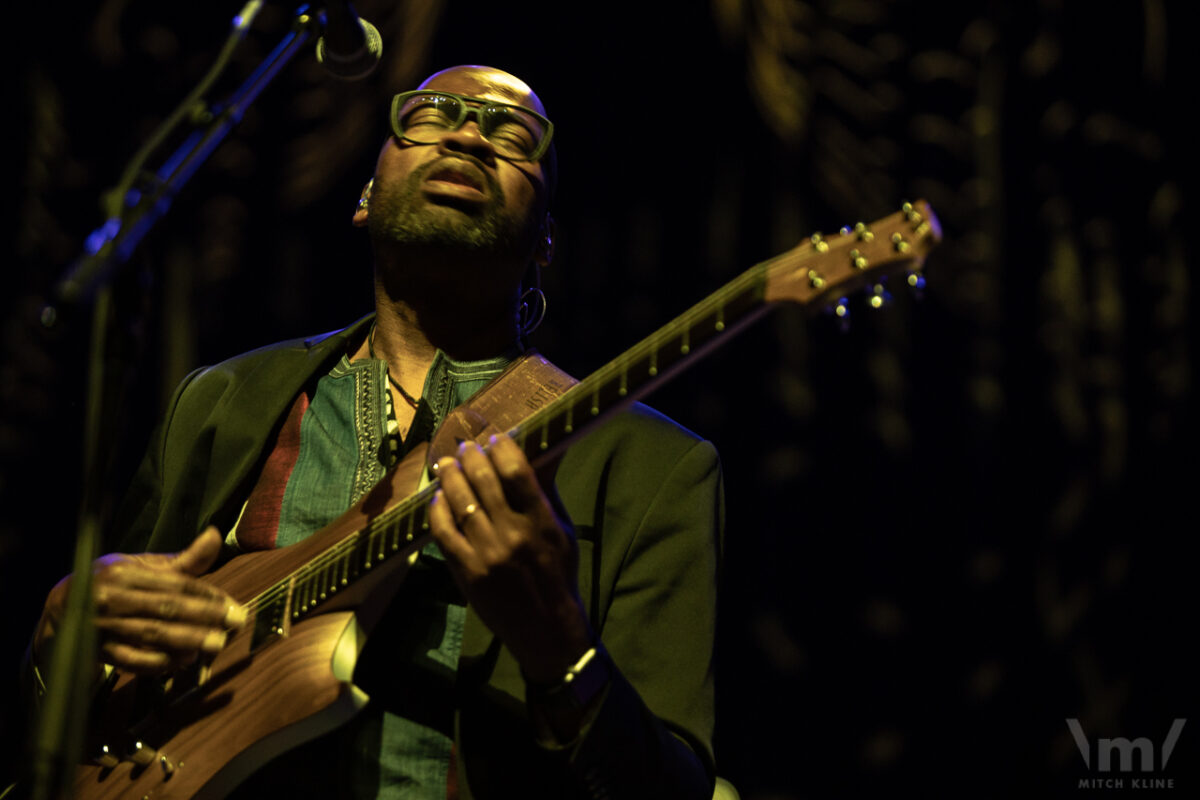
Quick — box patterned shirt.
[228,345,515,800]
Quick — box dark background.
[2,0,1195,796]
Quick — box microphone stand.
[32,5,329,798]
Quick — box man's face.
[365,67,550,265]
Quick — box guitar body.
[75,609,364,800]
[73,440,436,800]
[71,353,582,800]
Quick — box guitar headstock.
[764,200,942,312]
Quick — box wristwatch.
[526,643,611,711]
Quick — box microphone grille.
[316,19,383,80]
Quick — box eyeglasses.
[390,90,555,162]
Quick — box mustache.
[412,154,502,199]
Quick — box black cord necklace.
[368,322,420,410]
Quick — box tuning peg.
[826,296,851,332]
[901,201,922,224]
[867,280,892,309]
[905,270,926,300]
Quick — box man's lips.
[422,162,488,201]
[426,166,483,190]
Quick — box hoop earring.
[518,265,548,337]
[518,287,547,336]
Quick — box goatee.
[367,156,533,257]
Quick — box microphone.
[315,1,383,80]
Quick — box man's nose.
[437,121,496,162]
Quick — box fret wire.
[248,485,439,616]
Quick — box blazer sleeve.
[563,434,723,800]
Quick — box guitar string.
[241,480,440,617]
[251,485,433,610]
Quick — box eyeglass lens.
[397,93,546,159]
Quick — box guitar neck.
[274,280,771,635]
[269,200,940,636]
[507,200,940,465]
[274,271,772,636]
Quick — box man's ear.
[352,178,373,228]
[534,214,556,267]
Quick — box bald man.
[31,66,721,800]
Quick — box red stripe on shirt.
[235,391,309,551]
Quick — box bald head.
[417,65,550,118]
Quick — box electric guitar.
[74,201,941,800]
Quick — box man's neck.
[364,259,522,395]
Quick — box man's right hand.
[34,526,247,677]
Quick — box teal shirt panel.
[265,348,512,800]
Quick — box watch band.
[527,643,611,711]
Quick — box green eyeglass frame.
[389,90,555,162]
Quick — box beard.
[367,155,536,260]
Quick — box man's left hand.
[428,434,594,683]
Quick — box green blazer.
[113,315,722,799]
